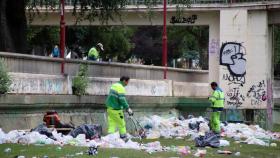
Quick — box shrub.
[72,64,89,96]
[0,60,11,94]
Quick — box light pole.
[162,0,167,79]
[60,0,65,74]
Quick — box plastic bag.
[69,124,102,139]
[31,124,56,140]
[194,131,220,148]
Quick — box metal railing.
[64,0,277,6]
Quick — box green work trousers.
[107,108,126,135]
[210,111,221,133]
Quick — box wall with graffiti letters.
[220,42,268,109]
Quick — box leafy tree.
[66,26,135,61]
[27,26,60,55]
[168,26,209,69]
[131,26,208,69]
[0,0,191,54]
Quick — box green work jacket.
[209,87,225,108]
[106,81,129,110]
[88,47,99,58]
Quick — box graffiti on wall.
[170,15,197,24]
[10,78,65,94]
[220,42,246,77]
[222,73,245,86]
[226,87,245,108]
[247,80,267,106]
[220,42,246,108]
[209,39,219,54]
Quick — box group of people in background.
[49,43,145,65]
[49,43,104,61]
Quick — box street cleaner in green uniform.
[88,43,103,61]
[208,82,225,134]
[106,76,133,142]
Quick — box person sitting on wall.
[88,43,104,61]
[52,45,60,58]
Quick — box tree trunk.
[0,0,27,53]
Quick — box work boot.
[120,134,129,143]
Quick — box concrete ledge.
[0,52,208,82]
[8,73,208,97]
[0,94,208,110]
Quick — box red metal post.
[162,0,167,79]
[60,0,65,74]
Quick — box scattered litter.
[234,152,241,156]
[194,149,206,157]
[194,132,220,148]
[177,146,190,156]
[88,145,98,155]
[75,152,83,156]
[31,124,56,140]
[4,148,11,153]
[217,150,232,154]
[43,156,48,158]
[69,124,102,139]
[16,156,25,158]
[244,137,268,146]
[56,146,62,151]
[143,141,162,154]
[219,139,230,147]
[0,115,278,154]
[270,143,277,147]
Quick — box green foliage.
[26,0,191,24]
[0,60,12,94]
[72,64,89,96]
[67,26,135,61]
[27,26,60,53]
[167,26,209,69]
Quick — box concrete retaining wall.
[0,94,270,132]
[0,95,209,132]
[8,73,209,97]
[0,52,208,82]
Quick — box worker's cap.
[97,43,104,51]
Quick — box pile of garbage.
[140,115,279,146]
[0,115,279,155]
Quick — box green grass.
[273,124,280,132]
[0,138,279,158]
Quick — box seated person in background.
[52,45,60,58]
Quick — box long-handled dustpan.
[129,116,147,140]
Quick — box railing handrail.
[64,0,278,6]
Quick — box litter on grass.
[0,115,279,156]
